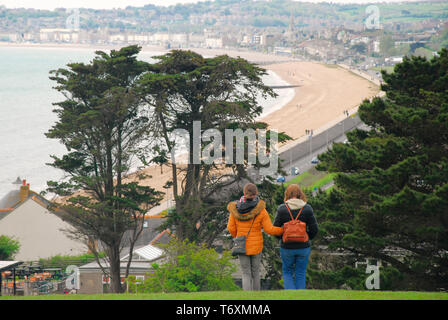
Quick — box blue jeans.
[280,247,311,290]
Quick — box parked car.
[311,157,319,164]
[291,167,300,176]
[276,175,286,183]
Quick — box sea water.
[0,46,293,199]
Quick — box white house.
[0,181,86,261]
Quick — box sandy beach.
[260,61,379,142]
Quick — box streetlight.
[309,129,313,159]
[289,148,292,169]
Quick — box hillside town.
[1,1,448,72]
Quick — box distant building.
[0,33,20,42]
[240,35,252,45]
[171,33,188,45]
[39,28,79,43]
[108,33,126,43]
[0,180,86,261]
[274,46,292,56]
[385,56,403,64]
[350,37,370,46]
[150,32,171,44]
[261,34,276,47]
[205,37,223,48]
[284,12,299,43]
[188,33,206,47]
[127,33,149,44]
[22,32,40,42]
[373,40,380,53]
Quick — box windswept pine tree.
[46,46,163,293]
[314,49,448,290]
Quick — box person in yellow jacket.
[227,183,283,290]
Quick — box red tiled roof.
[150,229,173,245]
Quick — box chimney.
[19,179,30,202]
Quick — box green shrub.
[126,239,240,293]
[0,235,20,260]
[38,252,105,271]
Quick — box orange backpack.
[282,204,309,243]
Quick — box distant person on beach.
[227,183,283,291]
[274,184,318,290]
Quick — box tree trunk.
[108,244,123,293]
[156,105,180,229]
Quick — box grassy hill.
[285,167,336,191]
[2,290,447,300]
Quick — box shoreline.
[0,42,293,63]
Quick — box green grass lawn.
[285,171,314,187]
[370,66,395,74]
[285,167,335,192]
[307,173,336,191]
[1,290,447,300]
[324,64,340,69]
[286,167,324,187]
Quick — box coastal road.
[278,114,363,180]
